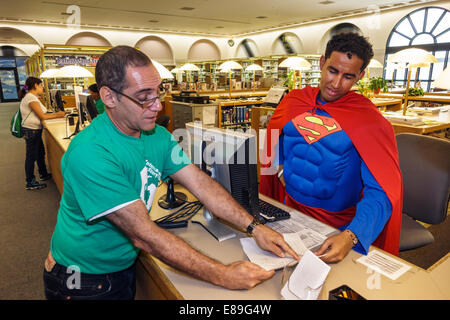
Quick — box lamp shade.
[279,57,311,71]
[218,60,243,72]
[40,68,59,78]
[387,48,437,68]
[151,59,174,79]
[170,67,183,74]
[54,65,94,78]
[180,63,200,71]
[433,67,450,89]
[245,63,264,71]
[367,59,383,69]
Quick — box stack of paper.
[281,250,331,300]
[240,233,307,271]
[382,112,425,126]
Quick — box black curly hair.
[324,32,374,71]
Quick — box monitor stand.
[191,209,236,242]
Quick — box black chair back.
[396,133,450,224]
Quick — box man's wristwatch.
[344,229,358,247]
[247,216,263,236]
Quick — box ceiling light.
[319,1,335,4]
[216,26,224,28]
[256,16,267,19]
[148,20,159,23]
[180,7,195,10]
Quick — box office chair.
[396,133,450,251]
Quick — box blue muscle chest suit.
[278,99,392,254]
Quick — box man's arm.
[170,164,299,260]
[106,199,274,290]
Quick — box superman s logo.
[292,112,342,144]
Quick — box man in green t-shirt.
[88,83,105,114]
[43,46,298,300]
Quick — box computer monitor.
[50,89,65,111]
[78,93,99,123]
[186,122,259,241]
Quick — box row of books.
[221,106,252,125]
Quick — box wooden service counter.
[43,118,450,300]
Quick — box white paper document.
[281,250,331,300]
[356,249,411,280]
[240,233,307,271]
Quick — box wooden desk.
[42,118,76,194]
[383,110,450,135]
[42,119,450,300]
[370,98,403,111]
[136,186,450,300]
[374,93,450,104]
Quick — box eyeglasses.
[108,86,166,109]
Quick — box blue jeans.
[43,262,136,300]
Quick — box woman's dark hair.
[19,77,42,100]
[324,32,374,71]
[95,46,151,93]
[88,83,99,93]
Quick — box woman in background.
[19,77,65,190]
[87,83,106,114]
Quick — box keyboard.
[258,199,290,223]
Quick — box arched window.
[385,6,450,91]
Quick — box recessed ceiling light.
[256,16,267,19]
[180,7,195,10]
[148,20,159,23]
[319,1,335,4]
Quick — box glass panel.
[410,9,425,33]
[396,18,416,38]
[432,12,450,36]
[425,8,445,32]
[431,51,447,79]
[436,30,450,44]
[0,58,15,67]
[418,66,431,81]
[411,33,435,45]
[15,57,27,85]
[0,70,18,100]
[388,32,410,47]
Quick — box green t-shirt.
[50,113,191,274]
[95,98,106,114]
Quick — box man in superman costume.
[260,33,402,262]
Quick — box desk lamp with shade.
[151,59,174,80]
[218,60,243,98]
[244,63,264,91]
[40,68,59,88]
[433,67,450,90]
[54,65,94,88]
[387,48,437,115]
[180,63,200,90]
[366,58,383,79]
[279,57,311,90]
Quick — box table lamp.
[366,59,383,79]
[387,48,437,115]
[151,59,174,79]
[433,67,450,90]
[218,60,243,98]
[54,65,94,87]
[244,63,263,91]
[180,63,200,88]
[279,57,311,90]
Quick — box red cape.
[259,86,403,256]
